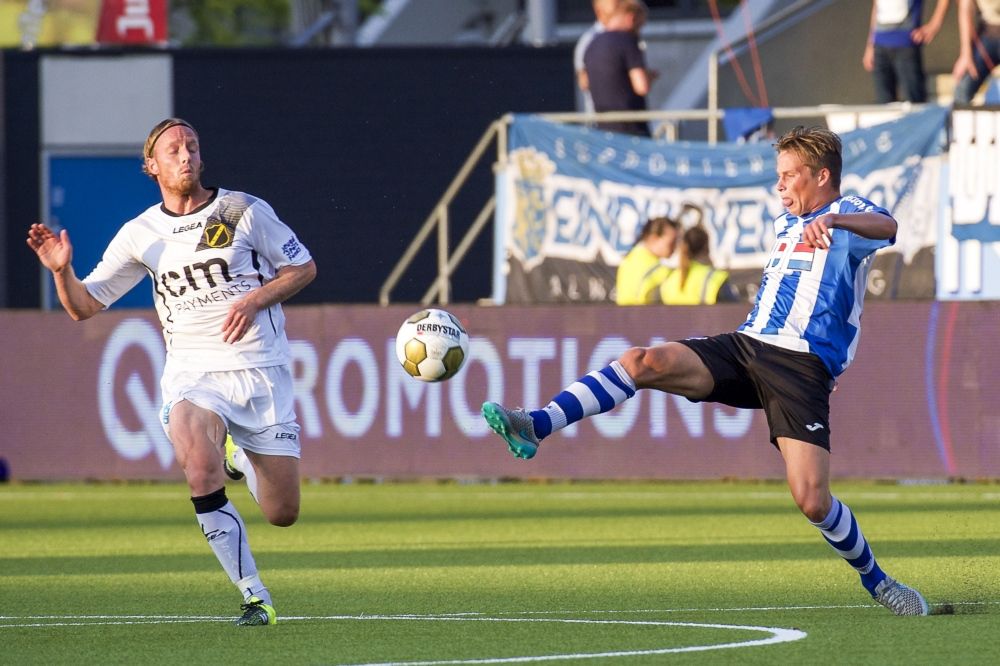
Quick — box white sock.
[192,489,272,606]
[237,574,271,606]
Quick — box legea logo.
[97,318,174,468]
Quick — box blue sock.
[811,496,886,596]
[529,361,637,440]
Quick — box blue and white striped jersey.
[737,195,894,377]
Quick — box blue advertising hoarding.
[47,155,160,309]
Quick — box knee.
[265,503,299,527]
[618,345,659,381]
[618,346,645,372]
[619,344,681,388]
[791,488,831,523]
[183,463,223,497]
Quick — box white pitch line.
[0,617,225,629]
[0,611,807,664]
[326,617,806,665]
[2,599,998,629]
[2,599,997,629]
[0,611,807,666]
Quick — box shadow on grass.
[6,498,998,530]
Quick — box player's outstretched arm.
[804,212,897,249]
[828,211,897,239]
[26,223,104,321]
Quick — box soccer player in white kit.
[482,126,931,616]
[26,118,317,626]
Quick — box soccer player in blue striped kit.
[483,125,930,615]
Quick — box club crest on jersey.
[201,222,233,248]
[196,198,247,251]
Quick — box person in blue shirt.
[482,126,930,616]
[862,0,950,103]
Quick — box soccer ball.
[395,309,470,382]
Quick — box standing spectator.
[26,118,317,627]
[582,0,652,137]
[660,226,741,304]
[952,0,1000,103]
[863,0,950,103]
[575,0,622,114]
[615,216,679,305]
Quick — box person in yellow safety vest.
[615,216,680,305]
[660,225,741,304]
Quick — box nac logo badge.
[202,222,233,248]
[197,197,249,251]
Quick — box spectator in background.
[660,225,741,304]
[615,215,679,305]
[582,0,653,137]
[575,0,622,114]
[952,0,1000,103]
[863,0,950,103]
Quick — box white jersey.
[83,188,312,371]
[737,195,893,377]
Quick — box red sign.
[97,0,168,45]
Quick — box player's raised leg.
[243,450,300,527]
[779,438,928,615]
[482,341,712,458]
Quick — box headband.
[145,120,195,158]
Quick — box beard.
[162,172,202,198]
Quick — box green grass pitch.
[1,481,998,664]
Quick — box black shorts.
[678,332,835,450]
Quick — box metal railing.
[378,118,506,306]
[377,103,926,306]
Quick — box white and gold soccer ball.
[394,309,469,382]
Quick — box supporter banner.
[1,302,997,481]
[496,106,948,304]
[0,0,166,47]
[940,108,1000,300]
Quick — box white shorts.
[160,364,301,458]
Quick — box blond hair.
[774,126,842,189]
